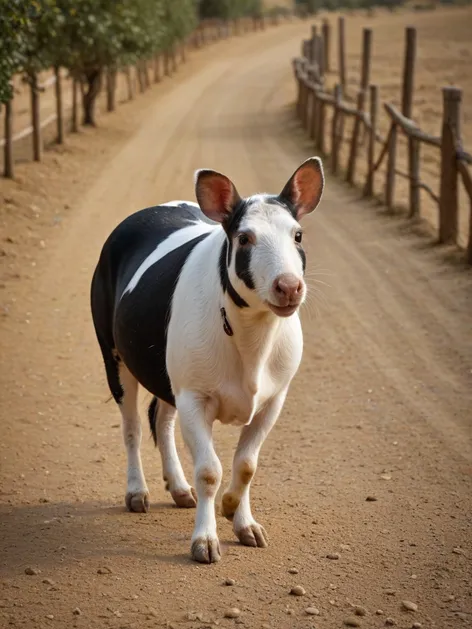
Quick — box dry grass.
[317,5,472,245]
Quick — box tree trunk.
[3,100,14,178]
[106,66,116,112]
[82,69,102,126]
[154,55,161,83]
[137,62,145,93]
[163,50,170,76]
[30,73,41,161]
[54,66,64,143]
[71,77,79,132]
[144,61,151,89]
[125,67,134,99]
[171,46,177,73]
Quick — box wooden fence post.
[54,66,64,144]
[346,91,364,184]
[3,99,14,178]
[385,123,397,210]
[30,74,41,161]
[360,28,372,92]
[401,27,416,116]
[311,25,317,64]
[322,20,330,72]
[401,27,419,217]
[310,88,318,144]
[338,16,346,91]
[439,87,462,244]
[318,34,325,80]
[364,84,378,197]
[346,28,371,183]
[331,84,342,175]
[71,77,79,132]
[317,95,326,154]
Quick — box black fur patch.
[235,246,255,290]
[219,240,249,308]
[297,246,306,272]
[222,198,252,236]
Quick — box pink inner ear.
[215,178,233,211]
[293,167,315,211]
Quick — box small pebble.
[224,608,241,619]
[411,623,422,629]
[452,547,464,555]
[290,586,306,596]
[366,496,377,502]
[385,618,396,626]
[224,578,235,586]
[380,474,392,481]
[401,601,418,612]
[354,606,367,617]
[327,553,340,560]
[42,578,55,586]
[343,617,361,627]
[97,566,112,574]
[305,607,320,616]
[45,615,54,620]
[72,608,82,616]
[25,567,40,576]
[376,610,384,615]
[288,568,299,574]
[386,589,396,596]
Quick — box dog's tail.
[147,396,158,446]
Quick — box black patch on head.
[222,198,253,236]
[219,239,249,308]
[235,246,255,290]
[263,194,297,219]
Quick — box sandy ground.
[1,18,472,629]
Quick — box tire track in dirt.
[1,19,471,629]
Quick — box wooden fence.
[1,14,284,179]
[293,17,472,265]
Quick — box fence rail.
[293,18,472,265]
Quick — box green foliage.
[0,0,198,105]
[197,0,263,19]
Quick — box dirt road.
[1,20,471,629]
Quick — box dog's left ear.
[278,157,324,220]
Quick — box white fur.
[166,198,305,561]
[122,221,218,297]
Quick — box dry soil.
[1,17,471,629]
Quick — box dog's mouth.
[267,302,300,317]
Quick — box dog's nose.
[273,273,303,304]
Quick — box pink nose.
[272,273,304,305]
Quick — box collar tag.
[220,307,233,337]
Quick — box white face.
[228,197,307,317]
[195,157,324,317]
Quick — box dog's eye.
[238,234,250,246]
[294,231,303,244]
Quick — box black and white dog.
[90,157,324,563]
